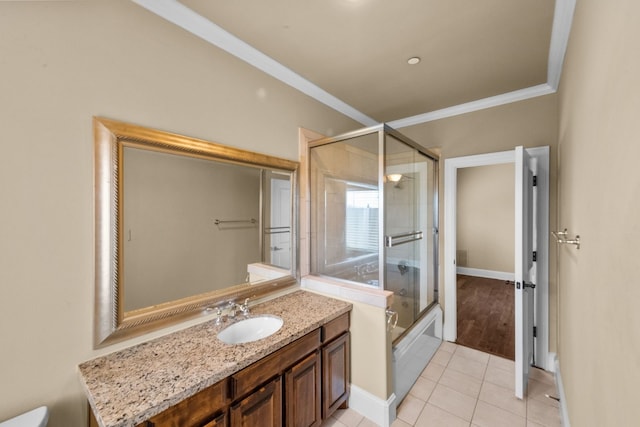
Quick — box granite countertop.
[78,290,351,427]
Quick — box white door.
[514,146,536,399]
[269,177,291,269]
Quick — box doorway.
[455,162,516,359]
[443,148,550,372]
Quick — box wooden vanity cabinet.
[230,376,282,427]
[202,412,227,427]
[135,378,230,427]
[285,351,322,427]
[321,314,350,419]
[100,312,350,427]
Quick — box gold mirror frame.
[94,117,298,347]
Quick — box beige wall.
[457,164,515,272]
[0,2,359,426]
[557,0,640,425]
[123,149,261,311]
[401,94,559,353]
[0,2,566,426]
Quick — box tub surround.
[78,290,351,427]
[302,275,393,308]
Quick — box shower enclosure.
[309,125,441,404]
[310,125,438,339]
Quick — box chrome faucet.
[239,298,250,317]
[227,298,250,320]
[214,307,224,325]
[227,300,238,320]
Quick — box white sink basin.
[217,315,284,344]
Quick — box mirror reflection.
[94,117,298,347]
[123,147,286,312]
[261,171,292,270]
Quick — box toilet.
[0,407,48,427]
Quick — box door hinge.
[533,326,537,338]
[532,175,538,186]
[532,251,537,262]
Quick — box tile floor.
[321,342,562,427]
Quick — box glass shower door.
[384,134,437,342]
[309,132,380,284]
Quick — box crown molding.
[547,0,577,90]
[132,0,575,128]
[388,84,555,128]
[131,0,378,127]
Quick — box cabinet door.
[285,351,321,427]
[230,376,282,427]
[322,332,350,419]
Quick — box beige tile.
[528,367,555,386]
[527,420,546,427]
[409,376,437,400]
[478,380,526,417]
[322,417,348,427]
[397,394,426,425]
[527,379,559,408]
[472,401,526,427]
[431,348,454,366]
[488,355,515,373]
[484,365,514,390]
[428,383,477,421]
[333,408,364,427]
[421,361,446,381]
[357,417,380,427]
[390,418,412,427]
[439,341,458,353]
[447,353,488,380]
[527,398,561,427]
[454,345,491,365]
[414,403,470,427]
[439,367,483,398]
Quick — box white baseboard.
[348,385,397,427]
[456,267,515,281]
[553,355,571,427]
[546,352,557,373]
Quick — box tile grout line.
[469,347,490,426]
[396,343,561,427]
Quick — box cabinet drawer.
[232,329,321,399]
[322,313,349,344]
[202,412,227,427]
[142,378,229,427]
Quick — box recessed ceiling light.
[407,57,421,65]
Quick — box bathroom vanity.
[79,291,351,427]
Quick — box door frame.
[443,147,550,370]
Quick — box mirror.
[94,117,298,347]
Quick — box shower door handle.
[386,308,398,332]
[385,231,423,247]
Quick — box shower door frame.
[383,128,440,343]
[308,124,440,337]
[381,131,440,346]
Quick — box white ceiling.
[132,0,575,128]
